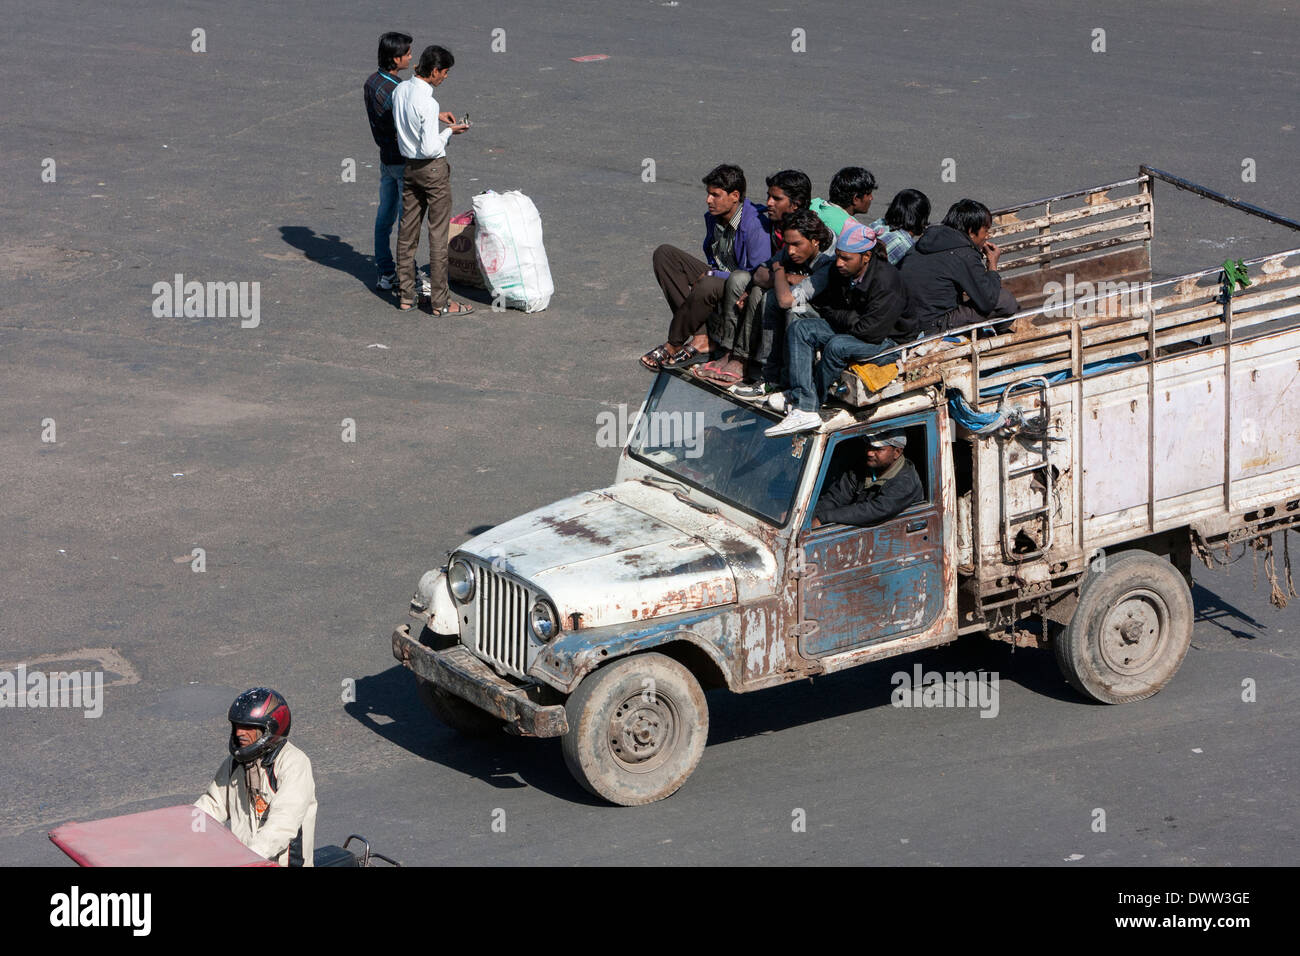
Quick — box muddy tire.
[561,653,708,806]
[1055,550,1193,704]
[416,677,503,737]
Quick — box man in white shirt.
[392,45,473,314]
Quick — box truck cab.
[394,370,958,805]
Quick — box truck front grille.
[471,564,532,678]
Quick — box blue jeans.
[759,299,821,387]
[374,162,405,275]
[786,317,895,412]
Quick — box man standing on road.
[392,45,473,315]
[194,687,317,867]
[364,32,429,297]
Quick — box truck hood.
[458,485,747,629]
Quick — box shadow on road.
[279,226,385,294]
[1192,582,1267,640]
[344,665,600,805]
[344,635,1079,805]
[278,225,494,307]
[707,636,1079,744]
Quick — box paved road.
[1,0,1297,865]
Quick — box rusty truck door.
[795,411,944,658]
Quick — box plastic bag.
[471,190,554,312]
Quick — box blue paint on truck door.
[796,411,944,658]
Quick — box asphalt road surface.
[1,0,1297,866]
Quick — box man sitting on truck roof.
[764,222,913,437]
[808,165,877,237]
[691,172,814,385]
[899,198,1018,335]
[811,430,923,528]
[695,209,834,389]
[867,188,931,266]
[641,164,775,372]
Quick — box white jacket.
[194,740,317,866]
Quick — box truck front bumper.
[391,625,569,738]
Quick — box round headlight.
[529,599,560,642]
[447,560,476,604]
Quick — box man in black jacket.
[899,198,1018,335]
[364,32,419,294]
[812,430,923,527]
[766,222,913,437]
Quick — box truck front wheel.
[1055,550,1193,704]
[561,653,708,806]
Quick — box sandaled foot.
[660,344,708,369]
[434,301,475,316]
[694,364,743,385]
[641,344,674,371]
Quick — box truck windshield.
[628,373,809,525]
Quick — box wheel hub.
[608,695,678,772]
[1099,589,1169,675]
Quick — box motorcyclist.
[194,687,317,866]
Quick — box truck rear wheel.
[1055,550,1193,704]
[416,676,503,737]
[561,653,708,806]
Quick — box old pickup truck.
[392,167,1300,805]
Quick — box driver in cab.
[810,429,923,528]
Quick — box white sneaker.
[419,276,432,300]
[766,391,788,413]
[764,408,822,437]
[376,273,398,291]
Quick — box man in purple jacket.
[642,164,774,370]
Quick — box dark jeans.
[787,317,896,412]
[397,157,451,307]
[758,298,824,386]
[706,271,765,361]
[653,244,726,346]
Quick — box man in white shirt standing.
[392,45,473,314]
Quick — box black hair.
[377,32,413,72]
[765,169,811,210]
[781,209,834,250]
[828,166,877,209]
[415,45,455,77]
[942,198,993,236]
[702,164,746,198]
[884,188,931,235]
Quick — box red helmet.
[227,688,291,764]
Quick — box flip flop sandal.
[660,344,707,369]
[435,302,475,316]
[697,366,743,385]
[398,300,416,312]
[640,344,673,371]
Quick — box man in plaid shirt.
[365,32,427,296]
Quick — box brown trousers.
[397,157,451,307]
[652,244,726,346]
